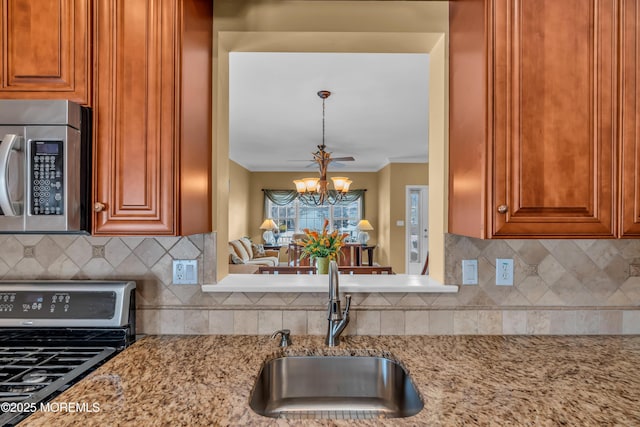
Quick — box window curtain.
[263,190,299,206]
[263,189,365,205]
[262,189,367,216]
[331,189,366,204]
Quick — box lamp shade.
[357,219,374,231]
[259,219,277,230]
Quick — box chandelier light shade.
[331,177,352,192]
[293,91,354,206]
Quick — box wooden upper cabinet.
[493,0,616,237]
[449,0,618,238]
[0,0,91,104]
[620,0,640,236]
[92,0,212,236]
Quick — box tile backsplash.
[0,233,638,335]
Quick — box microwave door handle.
[0,134,21,216]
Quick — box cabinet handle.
[497,205,508,214]
[94,202,106,212]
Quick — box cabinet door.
[620,0,640,237]
[0,0,90,104]
[93,0,176,235]
[492,0,616,237]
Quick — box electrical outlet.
[461,260,478,285]
[173,260,198,285]
[496,258,514,286]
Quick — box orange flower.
[297,219,349,261]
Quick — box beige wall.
[390,163,429,273]
[213,0,449,279]
[377,163,429,272]
[377,164,391,267]
[228,160,252,240]
[212,1,449,40]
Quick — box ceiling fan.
[292,90,356,205]
[308,143,354,174]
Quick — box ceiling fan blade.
[331,156,355,162]
[330,162,348,168]
[287,159,321,168]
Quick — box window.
[266,198,362,244]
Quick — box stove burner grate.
[0,346,115,425]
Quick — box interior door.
[406,186,428,274]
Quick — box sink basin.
[249,355,424,420]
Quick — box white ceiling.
[229,52,430,172]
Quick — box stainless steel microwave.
[0,100,91,233]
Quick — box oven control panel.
[0,291,115,319]
[30,140,64,216]
[0,281,135,328]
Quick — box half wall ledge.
[201,274,458,293]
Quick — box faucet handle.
[271,329,292,347]
[343,294,352,315]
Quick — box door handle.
[0,134,22,216]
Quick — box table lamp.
[356,219,374,245]
[260,219,278,244]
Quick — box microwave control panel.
[30,140,64,216]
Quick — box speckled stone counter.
[20,335,640,426]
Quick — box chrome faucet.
[326,260,351,346]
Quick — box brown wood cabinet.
[620,0,640,236]
[449,0,626,239]
[0,0,91,104]
[92,0,212,235]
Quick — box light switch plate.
[173,260,198,285]
[462,260,478,285]
[496,258,514,286]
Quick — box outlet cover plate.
[173,260,198,285]
[461,260,478,285]
[496,258,514,286]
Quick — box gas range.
[0,281,136,426]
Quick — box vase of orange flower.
[315,256,330,275]
[297,219,349,274]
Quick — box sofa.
[228,238,280,274]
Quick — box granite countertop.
[21,335,640,426]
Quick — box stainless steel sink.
[249,355,424,420]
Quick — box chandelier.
[293,90,353,206]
